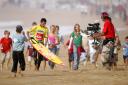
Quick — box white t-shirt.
[88,39,96,54]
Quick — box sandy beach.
[0,6,128,85]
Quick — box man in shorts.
[27,18,48,71]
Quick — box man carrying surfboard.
[27,18,48,71]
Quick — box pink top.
[48,34,56,45]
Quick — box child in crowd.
[55,25,64,56]
[0,30,12,72]
[11,25,27,77]
[27,22,38,71]
[88,34,100,68]
[26,42,34,70]
[123,36,128,68]
[113,30,121,69]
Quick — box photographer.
[95,12,116,70]
[101,12,115,45]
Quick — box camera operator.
[94,12,116,70]
[93,12,115,44]
[101,12,115,45]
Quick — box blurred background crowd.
[0,0,128,25]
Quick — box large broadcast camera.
[86,23,101,47]
[87,23,100,34]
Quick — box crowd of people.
[0,12,128,78]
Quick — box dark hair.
[4,30,10,35]
[125,36,128,39]
[16,25,23,33]
[40,18,47,23]
[102,16,110,20]
[32,22,37,26]
[56,25,59,30]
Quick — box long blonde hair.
[74,24,80,35]
[50,25,56,34]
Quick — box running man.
[27,18,48,71]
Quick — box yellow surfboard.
[30,38,64,66]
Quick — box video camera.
[86,23,101,47]
[87,23,100,33]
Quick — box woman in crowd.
[48,25,59,69]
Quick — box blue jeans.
[49,46,57,54]
[48,46,57,69]
[73,45,80,70]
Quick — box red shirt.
[66,40,73,55]
[102,19,115,39]
[0,37,12,53]
[66,40,85,57]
